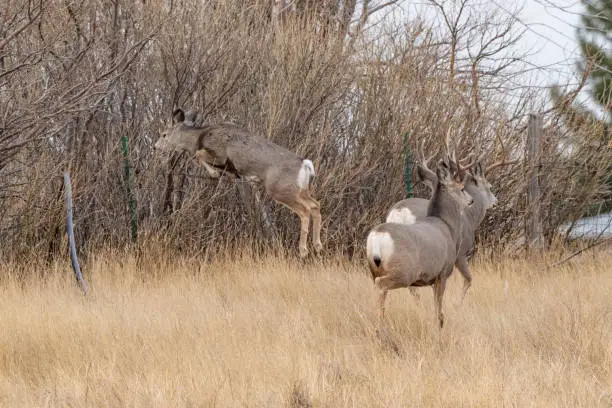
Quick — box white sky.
[380,0,603,114]
[513,0,605,115]
[519,0,584,86]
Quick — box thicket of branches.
[1,0,610,261]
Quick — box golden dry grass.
[0,250,611,407]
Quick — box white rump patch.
[296,159,315,189]
[386,207,417,225]
[366,231,394,267]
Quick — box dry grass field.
[0,249,610,407]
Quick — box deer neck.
[427,186,462,242]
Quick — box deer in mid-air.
[386,141,515,303]
[366,157,474,328]
[154,108,322,258]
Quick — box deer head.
[468,161,497,208]
[437,158,474,209]
[154,108,188,153]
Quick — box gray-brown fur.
[366,160,474,328]
[386,161,497,302]
[155,109,322,257]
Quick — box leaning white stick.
[64,171,88,295]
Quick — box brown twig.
[549,238,611,268]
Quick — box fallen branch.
[549,237,612,268]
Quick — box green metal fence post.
[404,131,413,198]
[121,136,138,243]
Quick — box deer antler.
[414,137,438,189]
[454,153,477,174]
[485,158,519,173]
[458,153,474,167]
[445,125,475,177]
[485,130,519,173]
[444,125,454,158]
[417,138,436,171]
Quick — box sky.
[381,0,602,114]
[518,0,585,88]
[514,0,606,115]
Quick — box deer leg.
[377,288,388,326]
[285,200,310,258]
[374,275,405,324]
[310,206,322,253]
[455,256,472,305]
[374,277,389,324]
[300,193,322,253]
[433,277,447,328]
[194,150,221,178]
[298,210,311,258]
[274,195,311,258]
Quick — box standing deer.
[366,159,474,328]
[386,144,513,303]
[154,109,322,258]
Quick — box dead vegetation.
[0,251,610,406]
[0,0,610,262]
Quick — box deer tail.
[297,159,315,189]
[366,230,394,276]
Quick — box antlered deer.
[386,143,514,303]
[366,158,474,328]
[155,109,322,258]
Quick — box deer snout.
[490,195,498,207]
[486,190,498,208]
[465,192,474,207]
[153,138,165,152]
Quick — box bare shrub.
[0,0,609,262]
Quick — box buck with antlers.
[154,108,322,258]
[367,158,474,328]
[386,140,516,303]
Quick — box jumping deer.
[366,158,474,328]
[386,142,514,303]
[154,108,322,258]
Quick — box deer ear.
[416,164,437,190]
[444,155,460,176]
[471,162,483,177]
[436,161,451,184]
[450,159,459,175]
[439,158,450,170]
[172,108,185,124]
